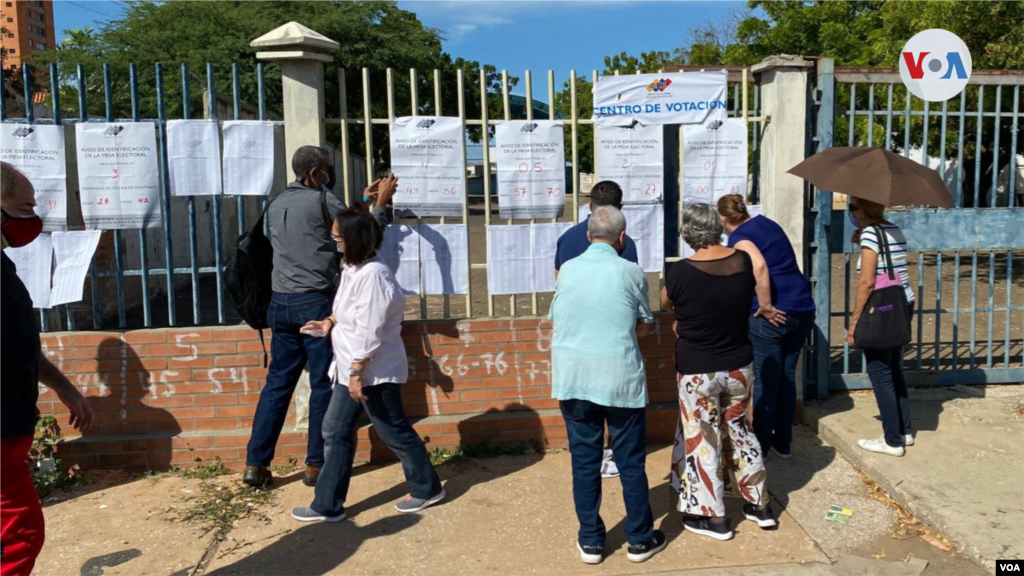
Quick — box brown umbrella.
[788,147,953,208]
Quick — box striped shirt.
[857,223,915,303]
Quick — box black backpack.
[225,197,277,366]
[225,189,335,366]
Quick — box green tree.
[30,1,512,167]
[725,0,1024,206]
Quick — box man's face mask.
[1,209,44,248]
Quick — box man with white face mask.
[2,161,94,576]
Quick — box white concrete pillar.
[251,22,340,182]
[752,55,814,272]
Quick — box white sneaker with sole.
[904,434,915,447]
[857,437,905,457]
[576,541,603,564]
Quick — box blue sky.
[53,1,744,98]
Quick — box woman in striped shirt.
[846,197,915,457]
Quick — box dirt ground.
[35,432,986,576]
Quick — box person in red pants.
[1,162,94,576]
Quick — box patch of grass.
[177,480,275,541]
[271,457,299,476]
[425,439,540,467]
[170,449,231,480]
[30,416,91,497]
[429,446,465,466]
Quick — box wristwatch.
[347,368,362,377]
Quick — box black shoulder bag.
[853,225,912,350]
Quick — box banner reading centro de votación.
[592,71,729,127]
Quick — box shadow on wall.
[78,338,181,471]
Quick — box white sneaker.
[857,437,905,457]
[904,434,915,447]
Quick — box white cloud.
[405,0,655,44]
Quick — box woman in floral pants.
[662,203,775,541]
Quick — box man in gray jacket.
[243,145,395,488]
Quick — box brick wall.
[38,315,681,472]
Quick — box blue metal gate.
[809,59,1023,398]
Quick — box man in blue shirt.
[554,180,638,274]
[550,206,665,565]
[553,180,637,481]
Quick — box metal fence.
[809,61,1023,397]
[4,62,764,329]
[329,65,762,320]
[2,62,276,332]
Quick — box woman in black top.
[661,203,774,541]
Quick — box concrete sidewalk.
[34,428,990,576]
[804,385,1024,571]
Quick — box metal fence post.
[812,58,835,400]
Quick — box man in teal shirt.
[549,206,665,565]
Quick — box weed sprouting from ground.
[176,480,276,541]
[271,457,299,476]
[170,449,231,480]
[426,439,540,467]
[31,416,91,497]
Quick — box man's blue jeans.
[560,399,654,547]
[749,311,814,455]
[246,292,334,468]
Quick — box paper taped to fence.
[223,121,274,196]
[389,116,465,217]
[682,118,748,204]
[75,123,162,230]
[495,121,566,220]
[168,119,222,196]
[596,123,663,204]
[381,223,469,296]
[578,204,664,272]
[486,222,572,295]
[592,71,728,127]
[0,124,68,231]
[50,230,102,307]
[3,234,53,308]
[419,224,468,295]
[382,224,422,296]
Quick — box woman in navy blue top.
[718,195,815,459]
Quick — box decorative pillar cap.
[252,22,338,63]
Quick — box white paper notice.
[592,71,728,127]
[682,118,748,204]
[624,205,665,273]
[390,116,465,217]
[419,224,468,295]
[486,225,533,296]
[495,121,566,220]
[596,124,663,204]
[3,234,53,308]
[530,223,571,293]
[76,122,161,229]
[0,125,68,231]
[486,222,572,295]
[381,224,422,296]
[222,121,274,196]
[168,119,222,196]
[49,230,102,307]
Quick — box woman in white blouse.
[291,209,444,523]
